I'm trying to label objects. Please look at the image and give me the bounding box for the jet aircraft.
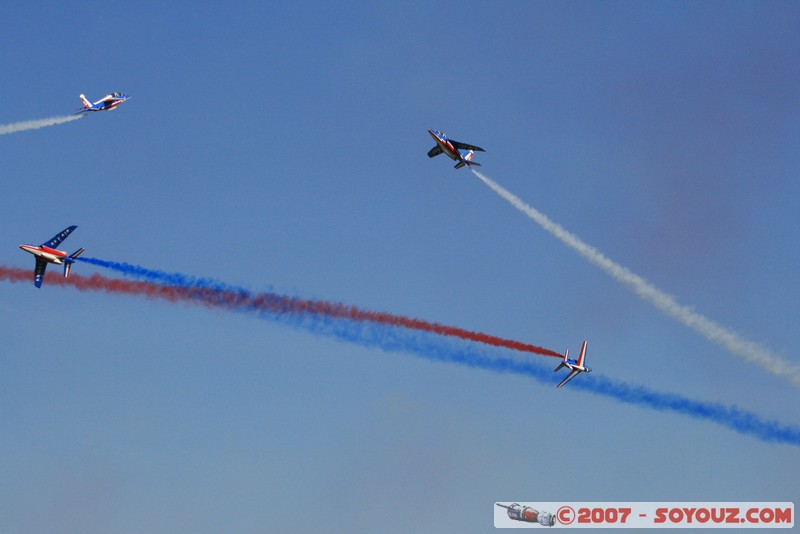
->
[18,225,84,288]
[78,92,130,112]
[426,129,485,169]
[554,340,591,388]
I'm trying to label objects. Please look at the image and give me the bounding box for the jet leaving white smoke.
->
[472,169,800,389]
[0,114,84,135]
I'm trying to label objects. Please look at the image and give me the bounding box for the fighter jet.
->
[426,129,485,169]
[18,225,84,288]
[78,92,130,112]
[554,340,591,388]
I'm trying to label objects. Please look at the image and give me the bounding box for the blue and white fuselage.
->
[78,92,130,112]
[427,129,485,169]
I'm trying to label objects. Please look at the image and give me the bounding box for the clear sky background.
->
[1,2,798,532]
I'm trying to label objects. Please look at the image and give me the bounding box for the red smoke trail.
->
[8,266,800,446]
[0,266,562,358]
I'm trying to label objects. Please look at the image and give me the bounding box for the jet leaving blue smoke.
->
[77,257,800,447]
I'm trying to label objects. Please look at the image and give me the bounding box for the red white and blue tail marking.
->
[576,340,587,368]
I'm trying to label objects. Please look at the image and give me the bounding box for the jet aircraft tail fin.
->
[454,161,482,169]
[454,150,481,169]
[80,94,93,109]
[63,247,85,278]
[68,247,85,260]
[554,349,569,372]
[576,340,588,368]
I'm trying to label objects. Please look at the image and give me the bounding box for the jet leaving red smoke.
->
[0,266,562,358]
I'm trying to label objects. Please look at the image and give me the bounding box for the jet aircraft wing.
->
[427,146,444,158]
[576,340,587,367]
[42,225,77,248]
[451,140,485,152]
[556,368,581,388]
[34,258,47,288]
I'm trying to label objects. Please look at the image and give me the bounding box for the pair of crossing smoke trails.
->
[0,114,84,135]
[2,261,798,446]
[471,169,800,389]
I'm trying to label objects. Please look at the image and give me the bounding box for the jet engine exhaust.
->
[0,114,84,135]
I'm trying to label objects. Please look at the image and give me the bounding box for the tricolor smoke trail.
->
[75,257,562,358]
[0,114,84,135]
[2,263,798,446]
[472,169,800,389]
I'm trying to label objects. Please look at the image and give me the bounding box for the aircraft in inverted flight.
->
[554,340,591,388]
[78,92,130,112]
[426,129,485,169]
[18,226,85,288]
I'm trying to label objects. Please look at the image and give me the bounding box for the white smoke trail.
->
[0,114,84,135]
[472,168,800,388]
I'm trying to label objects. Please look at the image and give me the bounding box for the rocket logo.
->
[496,503,556,527]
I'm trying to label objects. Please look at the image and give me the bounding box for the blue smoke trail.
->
[79,257,238,291]
[77,257,800,447]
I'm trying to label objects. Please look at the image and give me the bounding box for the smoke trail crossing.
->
[0,114,84,135]
[77,257,563,358]
[472,169,800,389]
[2,263,798,447]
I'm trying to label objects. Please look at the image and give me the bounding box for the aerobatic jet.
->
[78,92,130,112]
[554,340,591,388]
[18,226,85,288]
[426,129,485,169]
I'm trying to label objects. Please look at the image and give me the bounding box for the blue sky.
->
[2,2,798,532]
